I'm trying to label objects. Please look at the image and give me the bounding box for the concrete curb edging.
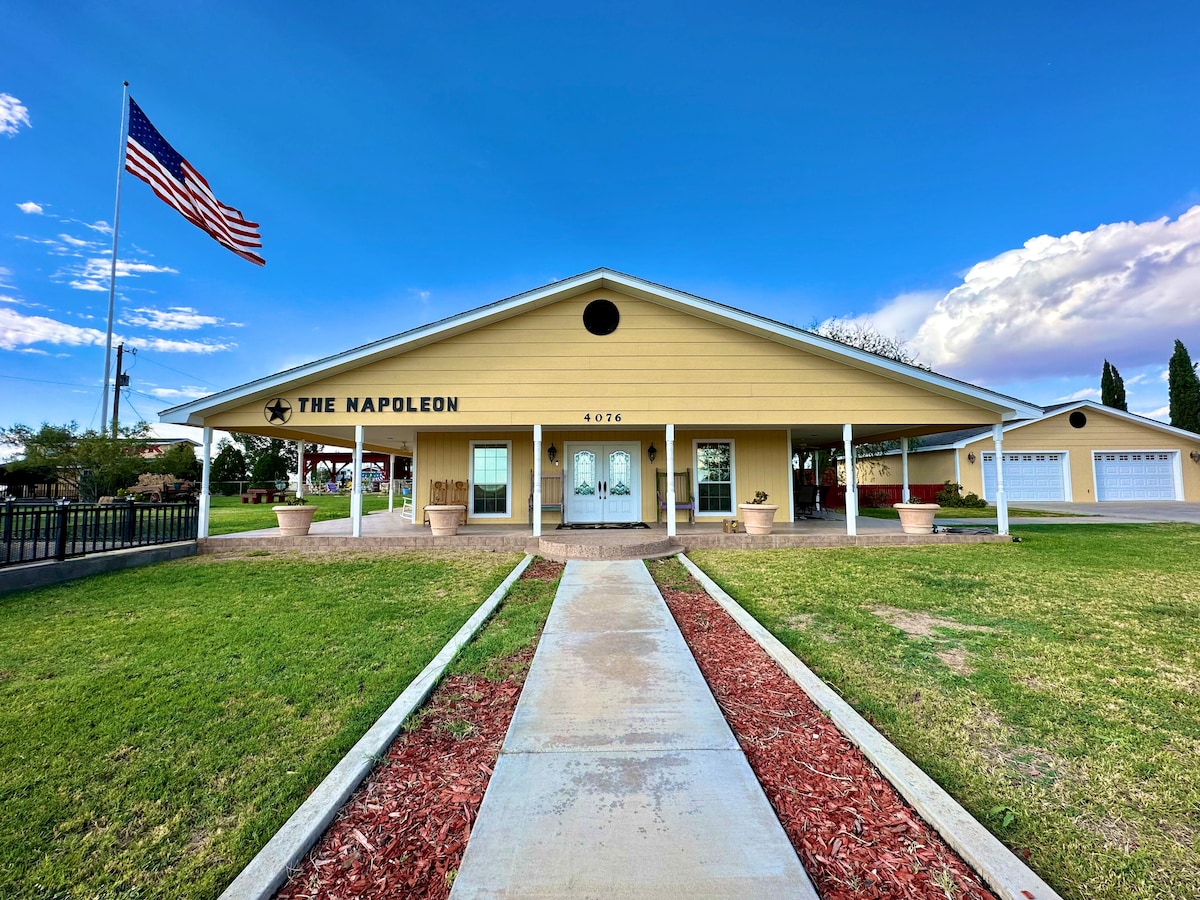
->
[675,553,1063,900]
[219,553,535,900]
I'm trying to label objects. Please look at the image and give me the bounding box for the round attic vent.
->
[583,299,620,336]
[1069,411,1087,429]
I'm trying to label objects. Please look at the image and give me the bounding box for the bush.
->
[935,481,988,508]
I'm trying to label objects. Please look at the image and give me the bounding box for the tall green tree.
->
[1100,360,1128,411]
[0,421,151,501]
[1168,340,1200,434]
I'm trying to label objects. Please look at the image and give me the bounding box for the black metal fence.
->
[1,499,199,569]
[0,481,80,501]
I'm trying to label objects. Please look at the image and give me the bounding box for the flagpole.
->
[101,80,130,437]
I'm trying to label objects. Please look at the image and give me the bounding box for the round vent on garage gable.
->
[1069,411,1087,429]
[582,299,620,336]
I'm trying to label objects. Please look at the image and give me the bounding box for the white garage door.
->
[981,452,1067,501]
[1093,451,1179,501]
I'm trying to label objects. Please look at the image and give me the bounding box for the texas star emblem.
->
[264,398,292,424]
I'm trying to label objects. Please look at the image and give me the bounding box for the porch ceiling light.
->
[648,443,657,463]
[548,443,558,465]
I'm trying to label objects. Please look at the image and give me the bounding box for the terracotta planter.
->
[273,504,317,536]
[738,503,779,535]
[425,504,466,536]
[893,502,940,534]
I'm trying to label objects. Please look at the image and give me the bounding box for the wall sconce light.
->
[648,443,657,463]
[967,452,976,464]
[547,443,558,466]
[1191,450,1200,463]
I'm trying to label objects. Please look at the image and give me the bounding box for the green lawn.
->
[689,524,1200,900]
[0,550,523,898]
[854,505,1071,519]
[206,492,393,534]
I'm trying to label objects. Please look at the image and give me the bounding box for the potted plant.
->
[892,501,940,534]
[273,495,317,536]
[738,490,778,535]
[425,504,466,536]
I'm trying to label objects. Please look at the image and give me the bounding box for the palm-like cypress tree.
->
[1168,340,1200,434]
[1101,360,1128,411]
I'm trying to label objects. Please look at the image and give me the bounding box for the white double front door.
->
[563,442,641,524]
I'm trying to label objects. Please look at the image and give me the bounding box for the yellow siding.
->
[962,410,1200,502]
[412,428,790,524]
[856,450,956,486]
[207,289,1001,431]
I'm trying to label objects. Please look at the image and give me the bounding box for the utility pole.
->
[111,343,129,439]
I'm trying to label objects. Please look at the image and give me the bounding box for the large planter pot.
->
[893,502,940,534]
[738,503,779,535]
[425,504,466,536]
[273,504,317,537]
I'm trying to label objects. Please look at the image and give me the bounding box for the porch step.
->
[537,530,682,561]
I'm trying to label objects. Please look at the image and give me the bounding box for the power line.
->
[0,373,92,388]
[133,352,222,387]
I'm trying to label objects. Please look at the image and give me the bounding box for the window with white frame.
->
[695,440,734,514]
[470,442,511,516]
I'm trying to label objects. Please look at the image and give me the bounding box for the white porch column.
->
[665,424,676,538]
[296,440,306,499]
[900,436,910,504]
[387,453,395,513]
[532,425,543,538]
[993,424,1009,536]
[843,424,857,537]
[198,426,212,538]
[351,424,364,538]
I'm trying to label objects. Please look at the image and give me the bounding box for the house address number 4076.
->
[583,413,621,422]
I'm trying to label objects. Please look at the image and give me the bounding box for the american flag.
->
[124,97,264,266]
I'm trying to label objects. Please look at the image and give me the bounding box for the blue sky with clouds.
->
[3,2,1200,443]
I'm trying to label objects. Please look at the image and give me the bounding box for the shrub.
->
[935,481,988,508]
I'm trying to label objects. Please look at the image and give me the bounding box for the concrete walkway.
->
[450,560,817,899]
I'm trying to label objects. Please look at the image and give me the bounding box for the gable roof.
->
[907,399,1200,452]
[160,268,1043,426]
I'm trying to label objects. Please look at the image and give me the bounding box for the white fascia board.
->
[160,267,1042,425]
[958,400,1200,447]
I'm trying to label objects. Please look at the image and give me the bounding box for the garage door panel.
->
[982,452,1066,502]
[1093,452,1178,501]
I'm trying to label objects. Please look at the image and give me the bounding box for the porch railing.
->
[1,499,199,569]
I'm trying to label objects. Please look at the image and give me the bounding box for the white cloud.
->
[0,93,31,136]
[1054,386,1101,403]
[0,307,233,354]
[62,256,179,291]
[0,293,19,304]
[58,233,99,249]
[120,306,231,331]
[17,201,43,215]
[146,385,212,400]
[18,347,49,355]
[1137,405,1170,420]
[856,207,1200,382]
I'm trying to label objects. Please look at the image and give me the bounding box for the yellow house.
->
[858,400,1200,503]
[160,269,1043,537]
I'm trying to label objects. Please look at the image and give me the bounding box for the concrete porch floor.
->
[199,509,1011,559]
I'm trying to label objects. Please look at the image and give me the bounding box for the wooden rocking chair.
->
[656,468,695,524]
[423,479,449,526]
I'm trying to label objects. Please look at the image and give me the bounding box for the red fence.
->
[818,483,943,510]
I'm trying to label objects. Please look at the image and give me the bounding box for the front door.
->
[564,442,640,523]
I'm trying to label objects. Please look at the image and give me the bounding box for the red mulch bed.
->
[275,560,564,900]
[657,572,1001,900]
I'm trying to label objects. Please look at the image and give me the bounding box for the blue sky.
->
[3,2,1200,444]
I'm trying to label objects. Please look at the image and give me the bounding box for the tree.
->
[150,442,202,482]
[1168,340,1200,434]
[1101,360,1128,411]
[209,440,248,494]
[812,319,926,480]
[0,421,151,501]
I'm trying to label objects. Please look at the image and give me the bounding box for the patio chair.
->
[656,468,695,524]
[529,470,564,515]
[424,479,449,526]
[794,484,819,518]
[447,479,469,524]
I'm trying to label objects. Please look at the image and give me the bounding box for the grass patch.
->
[688,524,1200,900]
[0,550,523,898]
[206,492,392,535]
[855,505,1072,519]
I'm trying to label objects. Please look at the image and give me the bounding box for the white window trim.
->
[980,450,1072,502]
[692,438,736,517]
[469,440,513,518]
[1090,449,1183,502]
